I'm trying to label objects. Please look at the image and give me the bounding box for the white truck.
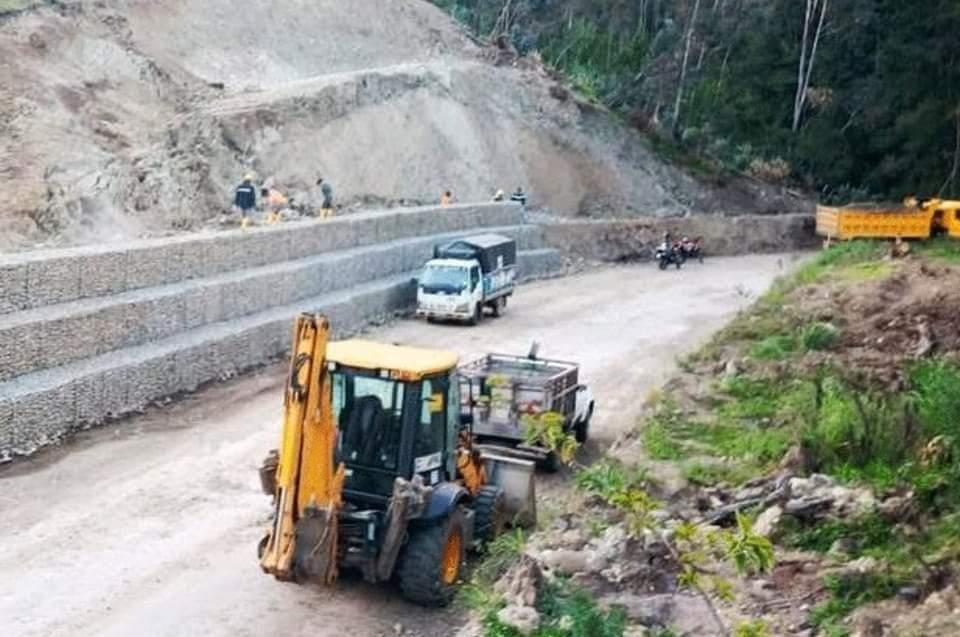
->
[416,234,516,325]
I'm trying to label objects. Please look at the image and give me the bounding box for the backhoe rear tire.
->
[396,510,466,607]
[473,485,506,543]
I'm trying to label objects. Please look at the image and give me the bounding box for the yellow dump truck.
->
[816,197,960,241]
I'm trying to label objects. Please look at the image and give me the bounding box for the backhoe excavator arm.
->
[259,314,345,584]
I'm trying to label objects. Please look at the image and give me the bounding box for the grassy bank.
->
[641,240,960,634]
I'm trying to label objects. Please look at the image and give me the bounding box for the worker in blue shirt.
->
[234,174,257,225]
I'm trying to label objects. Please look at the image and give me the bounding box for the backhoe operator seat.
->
[342,395,385,465]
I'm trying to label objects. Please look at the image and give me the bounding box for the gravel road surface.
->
[0,256,796,637]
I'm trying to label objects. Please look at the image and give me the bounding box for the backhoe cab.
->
[259,314,534,606]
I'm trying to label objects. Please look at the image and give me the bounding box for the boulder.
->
[539,549,607,574]
[753,505,783,538]
[590,524,629,561]
[878,495,915,522]
[829,538,858,558]
[601,593,722,635]
[830,557,888,580]
[494,559,542,608]
[496,606,541,636]
[784,495,834,519]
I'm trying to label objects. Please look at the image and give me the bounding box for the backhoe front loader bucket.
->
[480,451,537,528]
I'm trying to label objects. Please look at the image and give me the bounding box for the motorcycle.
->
[655,242,683,270]
[677,237,704,264]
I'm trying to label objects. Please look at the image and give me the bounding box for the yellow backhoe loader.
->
[258,314,536,606]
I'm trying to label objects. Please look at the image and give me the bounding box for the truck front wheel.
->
[575,403,594,443]
[468,303,482,326]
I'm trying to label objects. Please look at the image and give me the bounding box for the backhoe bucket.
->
[481,451,537,528]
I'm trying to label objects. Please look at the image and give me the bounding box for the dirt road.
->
[0,256,795,637]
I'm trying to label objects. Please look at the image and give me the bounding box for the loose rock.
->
[496,606,541,636]
[753,505,783,538]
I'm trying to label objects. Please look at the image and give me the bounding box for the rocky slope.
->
[1,0,804,251]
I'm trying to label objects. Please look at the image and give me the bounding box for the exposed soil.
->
[1,0,809,252]
[795,259,960,387]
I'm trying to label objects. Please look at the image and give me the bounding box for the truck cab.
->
[417,234,516,325]
[417,257,486,323]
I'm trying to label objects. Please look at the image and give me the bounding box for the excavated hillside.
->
[0,0,804,251]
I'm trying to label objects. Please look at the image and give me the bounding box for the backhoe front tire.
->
[396,511,466,607]
[473,485,507,543]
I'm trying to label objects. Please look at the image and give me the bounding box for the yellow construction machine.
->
[816,197,960,241]
[258,314,536,606]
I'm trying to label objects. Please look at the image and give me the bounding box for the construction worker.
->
[510,187,527,207]
[264,185,287,224]
[234,173,257,227]
[316,177,334,219]
[440,190,453,207]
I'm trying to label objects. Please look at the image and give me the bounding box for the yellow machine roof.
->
[326,340,459,380]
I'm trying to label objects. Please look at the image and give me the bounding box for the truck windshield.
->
[420,265,468,294]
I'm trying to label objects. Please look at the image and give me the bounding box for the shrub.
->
[811,573,904,634]
[800,322,840,351]
[749,334,797,360]
[575,459,648,499]
[483,580,627,637]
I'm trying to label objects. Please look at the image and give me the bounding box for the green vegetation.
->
[684,462,757,487]
[574,459,649,499]
[481,580,627,637]
[734,620,773,637]
[0,0,39,12]
[523,411,579,465]
[431,1,960,200]
[626,241,960,629]
[781,513,895,556]
[811,573,905,637]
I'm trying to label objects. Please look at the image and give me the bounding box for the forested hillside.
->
[434,0,960,202]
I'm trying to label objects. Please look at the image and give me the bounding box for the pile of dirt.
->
[0,0,808,251]
[797,260,960,386]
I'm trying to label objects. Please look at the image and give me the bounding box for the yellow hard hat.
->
[243,172,254,181]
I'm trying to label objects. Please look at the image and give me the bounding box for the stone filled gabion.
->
[0,203,565,460]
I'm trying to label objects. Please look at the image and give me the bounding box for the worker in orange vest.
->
[440,190,453,207]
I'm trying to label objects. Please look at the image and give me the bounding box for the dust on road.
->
[0,256,796,637]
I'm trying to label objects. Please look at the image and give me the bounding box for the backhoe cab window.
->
[415,379,447,479]
[333,373,404,474]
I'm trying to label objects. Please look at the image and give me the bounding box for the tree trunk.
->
[940,108,960,197]
[673,0,703,133]
[793,0,829,131]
